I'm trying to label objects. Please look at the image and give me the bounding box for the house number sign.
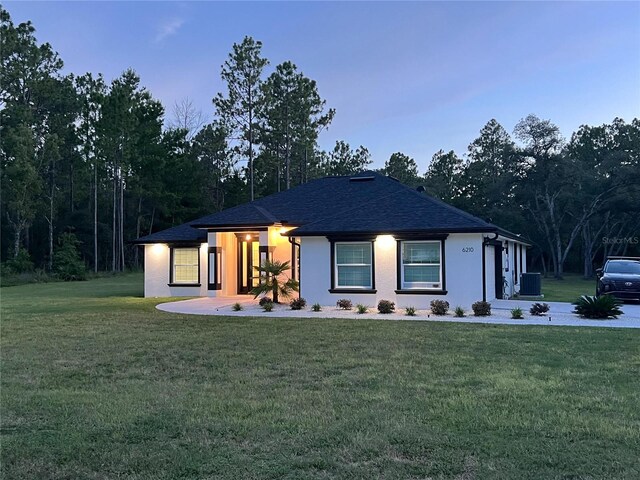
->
[461,247,474,253]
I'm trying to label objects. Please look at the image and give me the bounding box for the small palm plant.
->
[250,259,299,304]
[573,295,623,319]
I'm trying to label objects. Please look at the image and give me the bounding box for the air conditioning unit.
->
[520,273,542,296]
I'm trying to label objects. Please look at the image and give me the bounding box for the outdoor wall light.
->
[152,243,165,254]
[377,235,395,249]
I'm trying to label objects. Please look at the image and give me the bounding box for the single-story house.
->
[133,171,529,308]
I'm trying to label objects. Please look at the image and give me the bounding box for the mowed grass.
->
[541,274,597,302]
[2,275,639,479]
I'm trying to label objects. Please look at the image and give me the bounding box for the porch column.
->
[207,232,221,297]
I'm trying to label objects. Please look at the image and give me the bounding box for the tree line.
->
[1,6,638,280]
[385,116,640,278]
[0,8,365,275]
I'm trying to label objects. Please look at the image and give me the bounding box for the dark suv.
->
[596,257,640,301]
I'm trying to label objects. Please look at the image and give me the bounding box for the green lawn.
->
[541,273,597,302]
[2,274,639,479]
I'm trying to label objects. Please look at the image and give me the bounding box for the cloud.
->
[155,17,185,43]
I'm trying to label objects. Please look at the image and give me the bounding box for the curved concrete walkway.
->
[157,297,640,329]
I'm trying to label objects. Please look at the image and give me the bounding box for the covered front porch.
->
[142,225,298,298]
[206,226,298,298]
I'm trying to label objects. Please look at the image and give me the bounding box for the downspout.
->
[482,233,499,302]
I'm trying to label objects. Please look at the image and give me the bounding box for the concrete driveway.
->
[157,297,640,328]
[494,299,640,315]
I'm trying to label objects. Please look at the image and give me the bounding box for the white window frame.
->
[334,242,373,289]
[171,247,200,285]
[400,240,442,290]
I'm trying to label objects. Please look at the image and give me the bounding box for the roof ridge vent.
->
[349,176,375,182]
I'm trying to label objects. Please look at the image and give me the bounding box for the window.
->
[171,247,199,284]
[400,241,441,289]
[335,242,372,289]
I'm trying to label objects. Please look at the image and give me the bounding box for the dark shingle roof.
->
[133,171,501,243]
[286,176,496,236]
[131,220,207,244]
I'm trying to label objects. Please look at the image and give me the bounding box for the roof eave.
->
[285,226,498,237]
[190,222,278,229]
[128,239,205,245]
[496,228,532,246]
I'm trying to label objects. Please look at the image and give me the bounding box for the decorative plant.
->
[430,299,450,316]
[259,296,273,307]
[471,301,491,316]
[454,306,465,318]
[405,306,417,316]
[231,302,243,311]
[356,304,368,314]
[336,299,352,310]
[530,302,550,316]
[573,295,623,319]
[511,307,524,319]
[290,297,307,310]
[311,303,322,312]
[250,259,299,304]
[262,301,274,312]
[377,299,395,314]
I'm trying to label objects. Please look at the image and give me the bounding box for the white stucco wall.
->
[143,231,529,303]
[300,234,487,310]
[144,243,207,298]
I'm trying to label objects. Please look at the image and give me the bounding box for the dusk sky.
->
[6,1,640,170]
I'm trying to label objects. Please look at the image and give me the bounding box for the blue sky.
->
[6,1,640,170]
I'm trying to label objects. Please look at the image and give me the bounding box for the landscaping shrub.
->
[377,299,395,314]
[231,302,243,311]
[430,299,449,315]
[356,304,368,314]
[336,299,352,310]
[259,296,273,307]
[262,301,274,312]
[530,302,550,316]
[573,295,623,319]
[311,303,322,312]
[290,297,307,310]
[511,307,524,319]
[53,233,86,281]
[472,301,491,316]
[405,306,417,316]
[454,306,465,317]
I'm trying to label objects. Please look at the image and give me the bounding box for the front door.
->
[237,235,261,294]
